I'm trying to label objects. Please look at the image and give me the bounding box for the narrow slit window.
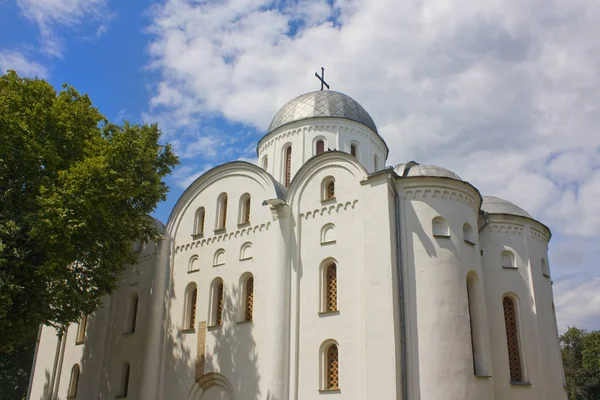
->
[262,156,268,170]
[350,144,357,157]
[67,364,80,398]
[316,140,325,155]
[326,344,339,389]
[119,362,130,397]
[216,194,228,230]
[285,146,292,187]
[503,296,523,382]
[239,194,251,225]
[126,294,138,334]
[194,207,205,236]
[245,276,254,321]
[210,280,225,327]
[184,286,197,330]
[75,314,87,345]
[325,264,337,312]
[467,273,485,375]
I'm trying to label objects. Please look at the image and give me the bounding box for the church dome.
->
[400,164,463,181]
[267,90,378,133]
[481,196,532,218]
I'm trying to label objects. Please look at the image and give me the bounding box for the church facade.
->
[28,90,567,400]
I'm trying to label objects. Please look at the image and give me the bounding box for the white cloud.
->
[0,50,48,78]
[16,0,109,58]
[147,0,600,330]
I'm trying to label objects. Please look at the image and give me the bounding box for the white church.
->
[28,89,567,400]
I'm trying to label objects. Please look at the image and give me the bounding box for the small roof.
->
[481,196,532,218]
[267,90,378,133]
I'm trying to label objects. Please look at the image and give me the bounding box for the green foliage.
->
[561,327,600,399]
[0,71,178,353]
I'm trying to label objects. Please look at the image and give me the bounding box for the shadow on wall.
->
[163,272,265,400]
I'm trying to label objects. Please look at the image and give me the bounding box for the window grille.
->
[285,147,292,187]
[244,196,251,224]
[245,277,254,321]
[326,181,335,200]
[327,344,339,389]
[216,282,224,326]
[190,288,197,329]
[503,297,523,382]
[326,264,337,312]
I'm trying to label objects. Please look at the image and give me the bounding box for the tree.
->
[0,71,179,353]
[561,327,600,399]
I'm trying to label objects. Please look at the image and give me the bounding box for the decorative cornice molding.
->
[403,186,479,211]
[531,227,550,244]
[486,222,524,236]
[300,199,358,220]
[175,222,271,253]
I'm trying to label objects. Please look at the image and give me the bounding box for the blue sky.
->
[1,0,600,332]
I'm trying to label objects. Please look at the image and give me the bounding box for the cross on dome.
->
[315,67,330,90]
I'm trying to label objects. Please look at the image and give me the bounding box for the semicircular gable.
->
[286,151,368,207]
[167,161,285,236]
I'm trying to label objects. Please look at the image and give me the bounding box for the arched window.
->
[240,242,253,260]
[350,144,357,157]
[210,279,224,327]
[323,343,339,390]
[432,216,450,237]
[284,146,292,187]
[243,275,254,322]
[316,139,325,155]
[541,258,550,278]
[67,364,79,398]
[463,223,475,244]
[467,272,486,375]
[373,154,379,171]
[188,255,199,273]
[321,177,335,201]
[503,296,523,382]
[320,224,336,245]
[262,155,268,170]
[216,193,228,230]
[323,263,337,312]
[184,284,197,330]
[501,251,516,269]
[194,207,205,236]
[213,249,225,267]
[239,194,251,225]
[119,362,130,397]
[75,314,87,345]
[126,293,138,334]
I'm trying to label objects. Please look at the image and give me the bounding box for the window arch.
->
[466,272,487,375]
[209,278,224,327]
[262,155,268,170]
[239,242,253,260]
[321,176,335,201]
[67,364,80,398]
[126,293,138,334]
[75,314,87,345]
[216,193,228,230]
[432,216,450,237]
[501,251,516,269]
[503,295,524,382]
[240,274,254,322]
[184,283,197,330]
[321,341,340,390]
[350,143,357,158]
[463,223,475,244]
[118,362,130,397]
[239,193,251,225]
[320,223,336,245]
[541,258,550,278]
[194,207,205,236]
[284,145,292,187]
[189,255,199,273]
[213,249,225,267]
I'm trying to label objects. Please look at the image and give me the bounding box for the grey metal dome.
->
[268,90,378,133]
[481,196,532,218]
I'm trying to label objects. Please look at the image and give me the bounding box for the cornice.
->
[485,222,524,236]
[300,199,359,220]
[175,222,271,253]
[403,185,480,212]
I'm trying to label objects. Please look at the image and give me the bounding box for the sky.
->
[1,0,599,333]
